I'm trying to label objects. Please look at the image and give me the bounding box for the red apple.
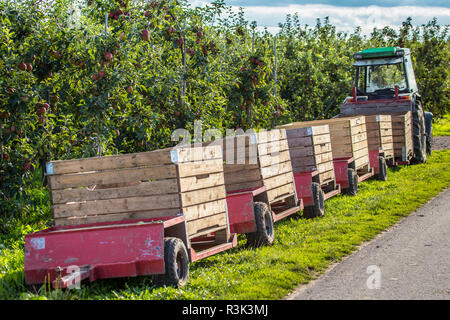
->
[98,70,106,79]
[18,62,27,71]
[104,51,113,61]
[142,29,150,41]
[24,161,31,171]
[126,86,134,93]
[2,154,8,160]
[36,107,46,116]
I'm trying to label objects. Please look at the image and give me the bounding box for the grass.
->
[1,150,449,300]
[433,113,450,136]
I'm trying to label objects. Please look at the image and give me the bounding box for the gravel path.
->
[433,136,450,151]
[286,187,450,300]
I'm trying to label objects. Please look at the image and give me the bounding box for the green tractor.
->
[340,47,433,163]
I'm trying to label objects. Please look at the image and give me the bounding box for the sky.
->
[187,0,450,35]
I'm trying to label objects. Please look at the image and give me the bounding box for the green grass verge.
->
[433,114,450,136]
[1,150,449,300]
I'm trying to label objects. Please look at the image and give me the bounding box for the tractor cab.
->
[340,46,433,165]
[345,47,418,103]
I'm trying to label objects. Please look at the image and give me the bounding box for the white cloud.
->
[188,2,450,35]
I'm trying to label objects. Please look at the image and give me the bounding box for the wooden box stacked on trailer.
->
[275,123,336,190]
[46,145,229,239]
[219,129,298,206]
[391,111,413,162]
[277,117,370,173]
[365,114,394,160]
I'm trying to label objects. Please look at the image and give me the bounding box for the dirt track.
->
[286,137,450,300]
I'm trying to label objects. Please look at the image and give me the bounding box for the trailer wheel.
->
[154,237,189,287]
[377,156,388,181]
[346,168,358,196]
[246,202,274,247]
[303,183,325,218]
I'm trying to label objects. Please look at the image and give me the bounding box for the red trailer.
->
[25,216,237,289]
[333,156,376,195]
[219,130,303,247]
[24,145,238,288]
[293,170,340,211]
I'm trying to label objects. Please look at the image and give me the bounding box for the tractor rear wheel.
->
[303,183,325,218]
[425,111,433,155]
[246,202,274,247]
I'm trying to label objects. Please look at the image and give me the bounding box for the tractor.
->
[340,47,433,163]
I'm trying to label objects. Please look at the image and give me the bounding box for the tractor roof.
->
[354,47,410,60]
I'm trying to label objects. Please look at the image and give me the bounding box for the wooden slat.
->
[224,168,262,185]
[183,199,227,221]
[256,129,286,143]
[312,134,331,145]
[315,152,333,164]
[174,145,223,163]
[53,194,181,218]
[260,160,292,179]
[180,185,226,207]
[318,170,335,184]
[48,165,177,190]
[264,172,295,191]
[266,183,295,202]
[187,213,228,237]
[53,208,181,227]
[177,159,223,178]
[259,150,291,168]
[225,180,264,193]
[51,179,179,204]
[179,172,225,193]
[257,139,289,155]
[48,149,173,175]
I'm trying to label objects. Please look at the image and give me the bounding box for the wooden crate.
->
[216,129,297,204]
[391,111,413,161]
[46,145,229,239]
[275,124,335,186]
[365,115,394,160]
[278,116,370,173]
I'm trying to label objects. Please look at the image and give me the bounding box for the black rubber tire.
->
[377,156,388,181]
[412,102,427,164]
[246,202,274,247]
[346,168,358,196]
[424,111,433,155]
[427,125,433,155]
[154,237,189,287]
[303,182,325,218]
